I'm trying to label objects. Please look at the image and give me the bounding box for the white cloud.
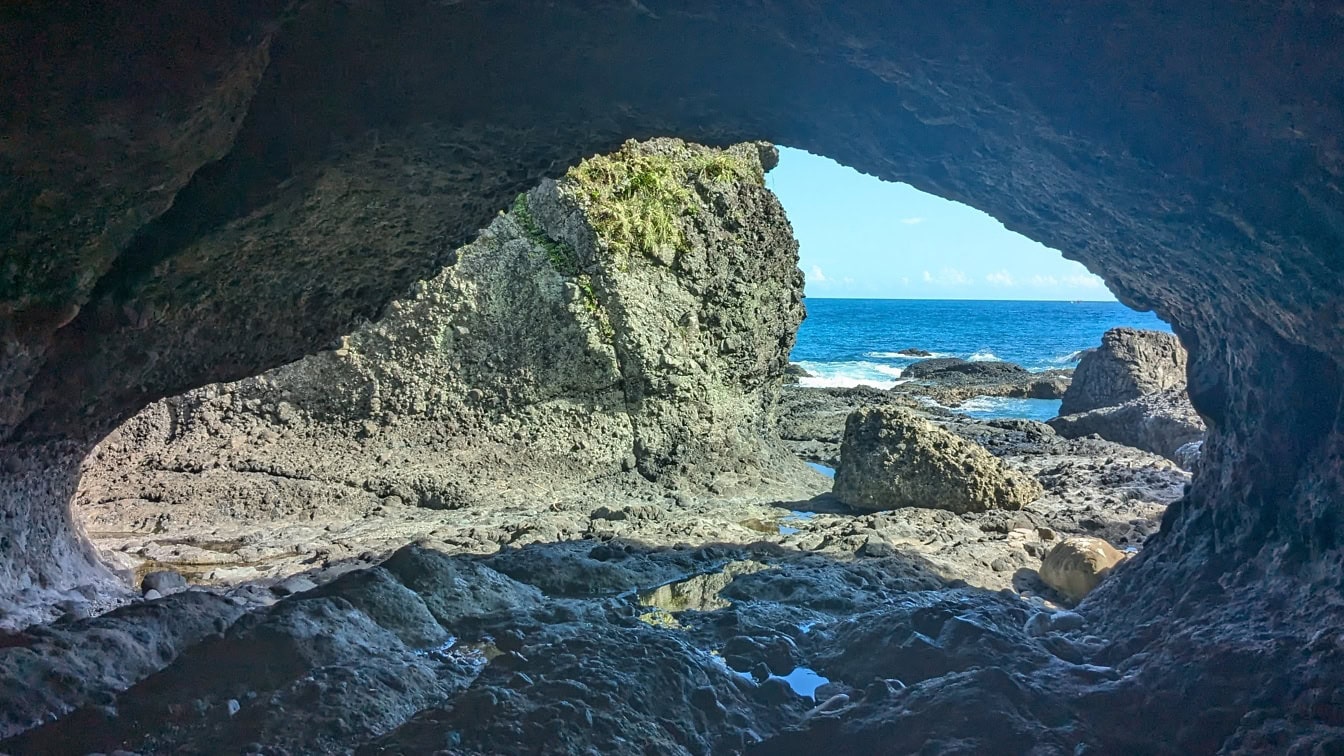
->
[985,270,1015,287]
[899,217,925,225]
[808,265,827,283]
[1063,273,1105,289]
[923,267,970,286]
[1029,274,1060,288]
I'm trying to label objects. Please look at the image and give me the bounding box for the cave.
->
[3,1,1343,753]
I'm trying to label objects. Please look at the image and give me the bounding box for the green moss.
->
[562,143,762,267]
[513,192,580,276]
[577,274,614,342]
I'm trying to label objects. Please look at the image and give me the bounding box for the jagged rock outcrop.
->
[1049,388,1207,465]
[1058,328,1188,415]
[833,406,1043,514]
[1051,329,1204,466]
[74,139,811,551]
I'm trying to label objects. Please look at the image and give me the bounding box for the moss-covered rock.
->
[833,406,1044,513]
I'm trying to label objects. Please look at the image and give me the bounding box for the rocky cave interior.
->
[3,1,1344,754]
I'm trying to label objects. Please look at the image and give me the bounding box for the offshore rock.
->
[833,406,1043,514]
[1058,328,1188,415]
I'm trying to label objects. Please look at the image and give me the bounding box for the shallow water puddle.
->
[805,462,836,479]
[637,560,769,613]
[778,510,816,535]
[778,667,830,700]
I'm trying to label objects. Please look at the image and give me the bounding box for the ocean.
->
[790,298,1171,421]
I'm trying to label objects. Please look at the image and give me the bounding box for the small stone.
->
[1024,612,1052,638]
[141,570,187,595]
[270,575,317,597]
[856,539,896,558]
[227,699,241,717]
[1050,610,1087,632]
[990,557,1014,572]
[143,589,164,601]
[1037,527,1057,541]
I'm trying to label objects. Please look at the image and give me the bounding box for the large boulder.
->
[1058,328,1187,415]
[833,406,1043,514]
[76,139,811,537]
[1049,388,1206,467]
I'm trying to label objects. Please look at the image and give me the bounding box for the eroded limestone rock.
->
[833,406,1043,513]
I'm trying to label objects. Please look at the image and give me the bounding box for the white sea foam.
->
[864,350,954,360]
[967,350,1000,362]
[1048,349,1088,364]
[796,361,906,389]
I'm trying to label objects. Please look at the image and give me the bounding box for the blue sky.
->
[766,147,1115,301]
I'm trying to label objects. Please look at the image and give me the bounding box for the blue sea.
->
[791,299,1171,421]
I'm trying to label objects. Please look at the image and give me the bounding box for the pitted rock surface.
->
[834,406,1044,514]
[1059,328,1188,415]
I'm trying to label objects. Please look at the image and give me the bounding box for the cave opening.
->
[3,2,1344,752]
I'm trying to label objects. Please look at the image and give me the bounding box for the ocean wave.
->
[864,350,955,360]
[1047,349,1088,364]
[967,350,1000,362]
[796,360,906,389]
[949,396,1062,422]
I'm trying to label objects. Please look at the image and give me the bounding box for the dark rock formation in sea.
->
[74,138,813,565]
[1058,328,1188,416]
[904,358,1028,380]
[3,3,1344,753]
[833,406,1043,513]
[899,357,1072,405]
[1049,388,1207,464]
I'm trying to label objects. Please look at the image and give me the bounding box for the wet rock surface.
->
[900,358,1072,405]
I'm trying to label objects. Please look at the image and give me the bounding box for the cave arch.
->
[2,3,1343,741]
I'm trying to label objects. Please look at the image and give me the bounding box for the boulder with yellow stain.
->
[1039,536,1128,603]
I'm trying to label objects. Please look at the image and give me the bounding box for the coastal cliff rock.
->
[1049,388,1207,466]
[74,139,812,558]
[833,406,1043,513]
[1058,328,1188,415]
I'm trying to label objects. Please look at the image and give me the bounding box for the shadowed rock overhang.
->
[1,1,1343,749]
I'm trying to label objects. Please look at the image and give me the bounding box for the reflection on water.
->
[637,561,769,613]
[805,462,836,479]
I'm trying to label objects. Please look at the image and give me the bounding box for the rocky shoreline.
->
[3,140,1207,753]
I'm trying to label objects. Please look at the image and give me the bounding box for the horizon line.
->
[802,295,1124,304]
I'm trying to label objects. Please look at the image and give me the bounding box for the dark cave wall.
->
[2,0,1344,620]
